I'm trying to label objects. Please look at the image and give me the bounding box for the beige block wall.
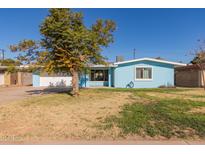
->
[21,72,32,86]
[4,72,18,85]
[4,72,11,85]
[17,72,32,86]
[2,72,32,86]
[175,69,200,87]
[17,72,22,85]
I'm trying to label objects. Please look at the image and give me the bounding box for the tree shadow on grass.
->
[26,86,73,96]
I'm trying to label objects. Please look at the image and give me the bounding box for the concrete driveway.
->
[0,86,43,104]
[0,86,71,105]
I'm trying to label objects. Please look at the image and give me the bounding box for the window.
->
[91,70,108,81]
[136,67,152,80]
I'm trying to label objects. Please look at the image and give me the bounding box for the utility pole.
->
[0,49,5,60]
[133,48,136,59]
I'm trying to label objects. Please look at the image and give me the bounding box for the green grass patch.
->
[95,87,189,94]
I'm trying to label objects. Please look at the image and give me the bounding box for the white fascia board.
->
[88,64,117,68]
[114,57,187,66]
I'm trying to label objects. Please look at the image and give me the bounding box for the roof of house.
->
[114,57,186,66]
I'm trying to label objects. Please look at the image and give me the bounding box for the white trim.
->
[135,66,153,81]
[89,80,108,83]
[114,57,187,66]
[88,64,117,68]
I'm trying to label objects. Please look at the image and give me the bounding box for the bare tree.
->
[191,40,205,90]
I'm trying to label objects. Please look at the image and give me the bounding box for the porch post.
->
[108,68,111,87]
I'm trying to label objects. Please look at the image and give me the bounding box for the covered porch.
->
[80,65,114,88]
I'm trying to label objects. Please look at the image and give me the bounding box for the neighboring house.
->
[0,66,32,86]
[33,57,186,88]
[175,64,205,87]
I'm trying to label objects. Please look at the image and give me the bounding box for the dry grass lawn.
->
[0,87,205,144]
[0,89,133,143]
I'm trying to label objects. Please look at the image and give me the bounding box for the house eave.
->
[88,64,117,68]
[114,57,187,67]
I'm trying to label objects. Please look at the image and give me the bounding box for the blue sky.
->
[0,9,205,63]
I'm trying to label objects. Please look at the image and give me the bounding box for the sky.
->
[1,8,205,63]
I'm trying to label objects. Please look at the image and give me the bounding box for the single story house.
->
[175,64,205,87]
[0,66,32,86]
[33,57,186,88]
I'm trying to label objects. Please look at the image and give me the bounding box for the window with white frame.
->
[136,67,152,80]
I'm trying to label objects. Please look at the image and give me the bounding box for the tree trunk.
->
[71,69,79,96]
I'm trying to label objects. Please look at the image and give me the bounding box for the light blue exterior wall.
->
[114,60,174,88]
[32,72,40,87]
[32,60,175,88]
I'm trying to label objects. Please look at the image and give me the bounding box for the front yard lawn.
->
[0,88,132,143]
[0,87,205,143]
[93,88,205,139]
[103,90,205,139]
